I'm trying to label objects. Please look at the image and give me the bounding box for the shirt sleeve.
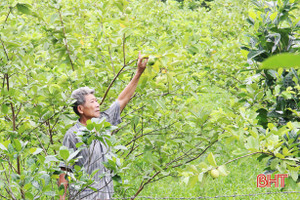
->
[101,101,122,126]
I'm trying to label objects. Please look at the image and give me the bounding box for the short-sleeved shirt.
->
[60,101,122,200]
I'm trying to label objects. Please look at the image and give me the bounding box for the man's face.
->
[79,94,100,119]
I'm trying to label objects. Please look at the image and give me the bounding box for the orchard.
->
[0,0,299,199]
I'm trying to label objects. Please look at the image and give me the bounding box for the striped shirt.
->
[60,101,122,200]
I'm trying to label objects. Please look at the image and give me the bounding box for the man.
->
[58,52,148,200]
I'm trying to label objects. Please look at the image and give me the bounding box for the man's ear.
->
[78,105,84,114]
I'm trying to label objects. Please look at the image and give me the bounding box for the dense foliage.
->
[0,0,299,199]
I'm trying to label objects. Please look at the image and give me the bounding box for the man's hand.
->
[137,51,149,74]
[58,173,68,200]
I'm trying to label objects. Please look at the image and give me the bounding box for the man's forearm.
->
[58,173,68,200]
[117,70,143,111]
[117,52,148,111]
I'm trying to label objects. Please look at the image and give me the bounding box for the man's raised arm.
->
[117,52,148,112]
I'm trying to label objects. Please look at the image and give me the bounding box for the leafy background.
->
[0,0,299,199]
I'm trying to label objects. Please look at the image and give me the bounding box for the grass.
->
[131,154,299,200]
[114,86,300,199]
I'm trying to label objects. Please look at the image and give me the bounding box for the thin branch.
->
[0,163,17,200]
[120,67,136,74]
[122,105,145,119]
[50,117,60,134]
[107,43,116,76]
[111,121,130,135]
[0,193,8,199]
[222,151,273,166]
[170,139,219,169]
[124,122,177,148]
[33,131,48,156]
[15,103,22,119]
[16,117,26,129]
[2,157,17,173]
[123,33,126,66]
[124,145,139,159]
[131,171,161,199]
[2,75,5,88]
[166,142,203,165]
[3,6,12,25]
[4,116,12,122]
[124,126,139,158]
[0,37,9,61]
[130,136,219,199]
[8,72,16,78]
[26,105,67,136]
[57,9,74,71]
[100,59,137,105]
[151,174,176,183]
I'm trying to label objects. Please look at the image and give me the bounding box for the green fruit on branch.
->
[147,55,156,66]
[120,14,126,21]
[125,7,132,14]
[210,169,219,178]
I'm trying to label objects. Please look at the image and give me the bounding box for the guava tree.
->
[0,0,299,199]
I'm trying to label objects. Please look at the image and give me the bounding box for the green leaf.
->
[187,165,199,174]
[217,165,229,176]
[67,150,80,162]
[289,170,298,182]
[114,145,127,150]
[90,169,100,178]
[44,155,59,163]
[59,149,70,160]
[44,191,56,197]
[87,186,98,192]
[245,136,259,151]
[75,142,84,148]
[270,12,277,21]
[112,174,122,183]
[0,143,7,151]
[14,139,22,151]
[207,152,217,167]
[16,3,32,15]
[248,11,256,20]
[1,104,8,114]
[260,53,300,69]
[25,192,34,200]
[197,162,209,171]
[188,174,198,187]
[32,148,43,155]
[198,172,204,182]
[86,123,94,131]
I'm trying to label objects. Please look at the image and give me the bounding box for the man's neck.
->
[79,116,89,126]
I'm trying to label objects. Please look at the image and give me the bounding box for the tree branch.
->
[123,33,126,66]
[131,171,161,199]
[26,106,67,136]
[15,103,22,119]
[222,151,273,166]
[107,44,116,76]
[100,59,137,105]
[121,105,145,119]
[0,193,8,199]
[3,6,12,25]
[0,37,9,61]
[58,9,74,71]
[130,137,219,199]
[169,139,219,169]
[0,163,17,200]
[124,121,177,148]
